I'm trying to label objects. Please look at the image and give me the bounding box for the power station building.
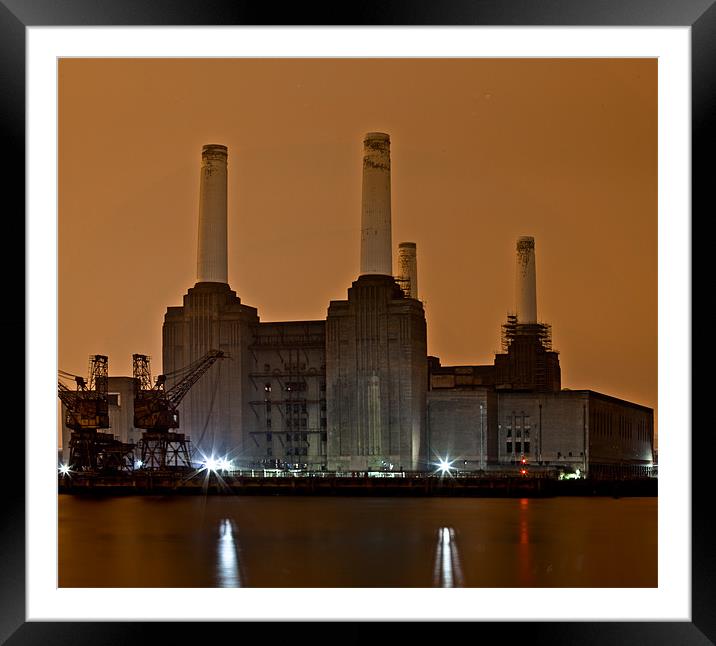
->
[68,134,654,478]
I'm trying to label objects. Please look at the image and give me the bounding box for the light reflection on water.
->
[433,527,464,588]
[58,496,657,588]
[217,518,241,587]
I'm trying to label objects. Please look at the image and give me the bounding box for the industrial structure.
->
[59,350,224,473]
[60,134,655,479]
[58,355,134,473]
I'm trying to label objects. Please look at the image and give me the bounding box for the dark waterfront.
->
[59,495,656,588]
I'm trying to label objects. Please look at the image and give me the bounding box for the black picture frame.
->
[5,1,708,643]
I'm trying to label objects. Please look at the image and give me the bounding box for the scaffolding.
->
[501,314,554,352]
[248,325,327,468]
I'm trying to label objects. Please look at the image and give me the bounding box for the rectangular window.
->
[107,394,120,406]
[524,442,530,454]
[266,432,272,442]
[320,418,327,428]
[515,442,521,453]
[301,419,307,428]
[266,419,272,429]
[506,442,512,454]
[321,432,327,443]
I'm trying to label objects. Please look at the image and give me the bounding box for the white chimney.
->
[360,132,392,276]
[515,236,537,323]
[196,144,228,284]
[398,242,418,298]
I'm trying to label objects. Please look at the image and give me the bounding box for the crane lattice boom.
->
[132,349,225,431]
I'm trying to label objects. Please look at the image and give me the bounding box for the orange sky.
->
[58,58,657,438]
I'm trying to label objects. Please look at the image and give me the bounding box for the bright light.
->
[134,460,143,469]
[202,456,220,472]
[436,458,455,475]
[201,455,234,473]
[520,469,527,476]
[58,463,70,476]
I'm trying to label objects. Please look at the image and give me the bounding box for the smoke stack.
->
[397,242,418,298]
[515,236,537,323]
[196,144,228,284]
[360,132,392,276]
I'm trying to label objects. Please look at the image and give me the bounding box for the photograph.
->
[56,57,657,589]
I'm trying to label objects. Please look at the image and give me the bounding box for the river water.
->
[58,495,656,587]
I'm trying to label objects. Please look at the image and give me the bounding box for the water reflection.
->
[433,527,464,587]
[58,497,657,588]
[518,498,533,586]
[217,517,242,587]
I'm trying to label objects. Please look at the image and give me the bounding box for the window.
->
[515,442,521,453]
[302,433,308,441]
[266,419,272,429]
[107,393,120,406]
[320,418,327,428]
[506,442,512,454]
[287,419,292,428]
[266,432,272,442]
[523,442,530,454]
[301,419,307,428]
[321,432,327,443]
[267,448,273,457]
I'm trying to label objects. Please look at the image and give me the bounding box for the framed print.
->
[5,0,711,643]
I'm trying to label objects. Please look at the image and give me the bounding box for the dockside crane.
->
[58,355,134,473]
[133,349,225,470]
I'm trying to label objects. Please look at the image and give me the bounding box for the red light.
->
[521,458,527,464]
[520,469,527,475]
